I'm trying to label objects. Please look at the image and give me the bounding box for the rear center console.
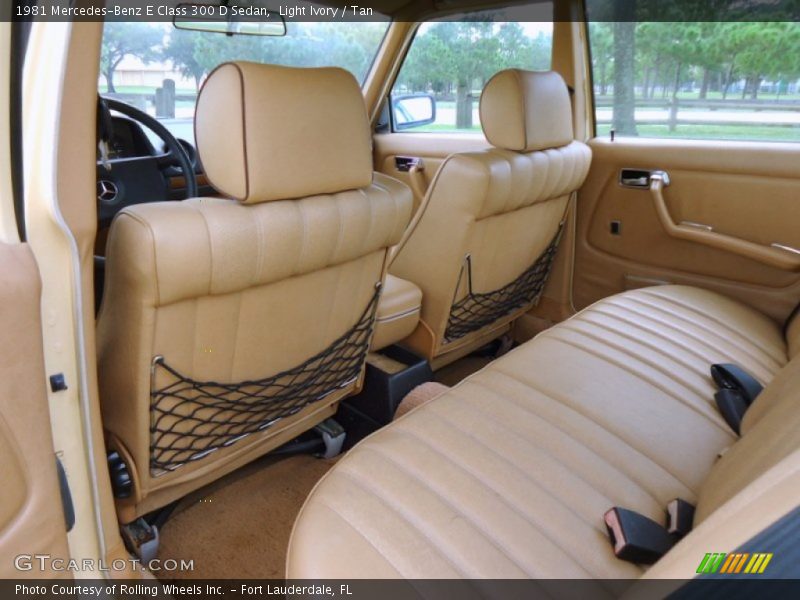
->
[337,275,432,446]
[371,274,423,352]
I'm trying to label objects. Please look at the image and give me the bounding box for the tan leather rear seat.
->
[288,285,797,579]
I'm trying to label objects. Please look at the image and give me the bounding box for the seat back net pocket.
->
[149,285,380,474]
[444,227,563,343]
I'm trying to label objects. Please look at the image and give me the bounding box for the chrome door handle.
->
[620,168,669,189]
[395,156,422,172]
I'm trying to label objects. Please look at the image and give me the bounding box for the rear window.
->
[588,21,800,142]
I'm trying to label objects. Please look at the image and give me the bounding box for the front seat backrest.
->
[96,62,412,523]
[390,69,591,367]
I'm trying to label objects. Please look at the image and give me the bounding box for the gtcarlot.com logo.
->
[14,554,194,573]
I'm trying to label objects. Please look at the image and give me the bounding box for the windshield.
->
[99,14,390,144]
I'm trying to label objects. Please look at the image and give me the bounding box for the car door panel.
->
[574,138,800,321]
[0,242,70,578]
[374,132,490,198]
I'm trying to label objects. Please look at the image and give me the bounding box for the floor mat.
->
[157,453,335,579]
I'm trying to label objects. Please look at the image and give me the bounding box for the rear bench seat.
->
[288,285,800,579]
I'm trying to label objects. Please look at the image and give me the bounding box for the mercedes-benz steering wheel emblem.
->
[97,180,119,204]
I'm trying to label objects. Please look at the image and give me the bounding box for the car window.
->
[588,21,800,142]
[98,10,389,144]
[390,4,554,133]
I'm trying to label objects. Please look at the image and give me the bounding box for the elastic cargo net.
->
[148,285,380,474]
[444,227,563,343]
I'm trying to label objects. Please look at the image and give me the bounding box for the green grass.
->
[406,122,800,140]
[674,91,800,102]
[414,123,482,133]
[596,123,800,142]
[595,91,800,102]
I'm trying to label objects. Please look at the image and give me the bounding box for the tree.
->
[428,21,502,128]
[589,23,613,96]
[612,21,637,135]
[770,23,800,99]
[162,29,207,89]
[396,32,455,93]
[100,23,162,93]
[188,21,389,85]
[731,22,800,100]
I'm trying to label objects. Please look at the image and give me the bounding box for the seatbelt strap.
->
[710,364,763,434]
[97,96,113,143]
[605,499,696,564]
[97,96,114,171]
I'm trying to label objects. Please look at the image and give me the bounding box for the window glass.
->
[99,8,389,143]
[391,5,553,133]
[588,22,800,142]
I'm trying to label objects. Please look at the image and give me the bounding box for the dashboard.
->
[95,112,210,231]
[98,116,157,161]
[97,115,201,172]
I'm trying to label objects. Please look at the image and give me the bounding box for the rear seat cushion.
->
[288,285,788,578]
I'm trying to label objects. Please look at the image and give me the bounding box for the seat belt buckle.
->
[666,498,695,538]
[710,364,763,434]
[714,388,748,435]
[604,507,675,565]
[120,517,159,563]
[710,364,763,404]
[314,418,346,459]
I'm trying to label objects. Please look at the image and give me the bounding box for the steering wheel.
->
[96,98,198,227]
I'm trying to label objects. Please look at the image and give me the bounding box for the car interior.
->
[1,0,799,587]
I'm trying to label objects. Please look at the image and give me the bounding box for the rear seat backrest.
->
[695,355,800,524]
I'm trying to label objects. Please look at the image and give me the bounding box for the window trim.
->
[7,20,30,242]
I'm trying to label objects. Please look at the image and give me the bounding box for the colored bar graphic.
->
[697,552,773,575]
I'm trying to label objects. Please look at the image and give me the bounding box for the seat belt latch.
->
[714,388,748,435]
[710,363,763,434]
[666,498,695,538]
[120,518,159,563]
[710,363,763,403]
[314,418,346,459]
[604,507,675,565]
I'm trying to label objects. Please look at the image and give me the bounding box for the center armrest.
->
[371,274,422,351]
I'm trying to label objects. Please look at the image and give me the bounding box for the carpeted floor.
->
[157,454,335,579]
[156,355,492,579]
[433,355,493,387]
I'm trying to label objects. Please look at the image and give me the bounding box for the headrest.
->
[195,62,373,204]
[479,69,573,152]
